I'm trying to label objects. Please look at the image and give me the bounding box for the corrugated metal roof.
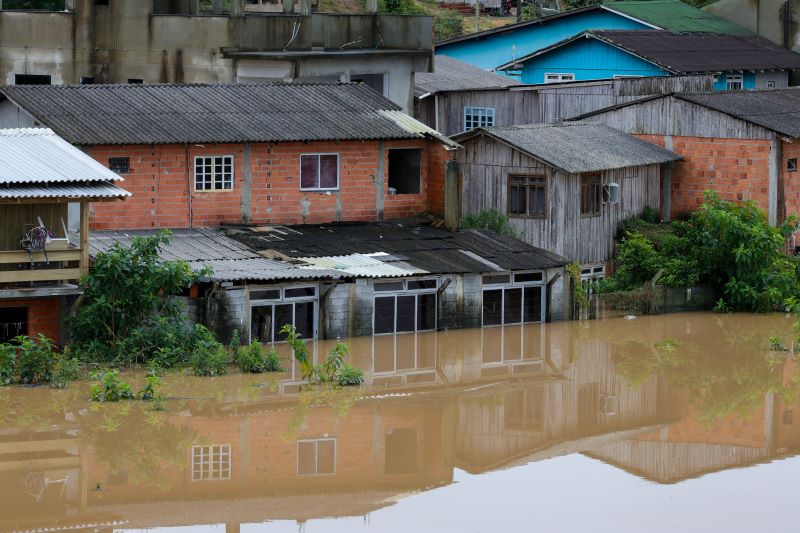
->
[0,182,130,200]
[89,228,341,282]
[414,56,521,97]
[298,254,427,278]
[453,123,681,173]
[1,83,458,148]
[605,0,751,35]
[0,128,126,184]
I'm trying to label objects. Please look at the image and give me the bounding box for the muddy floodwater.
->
[2,312,800,533]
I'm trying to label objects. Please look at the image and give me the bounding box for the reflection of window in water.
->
[578,383,600,428]
[374,278,438,334]
[481,323,545,366]
[191,445,231,481]
[250,285,317,342]
[504,387,545,431]
[385,429,419,475]
[373,332,437,374]
[297,438,336,476]
[482,272,545,326]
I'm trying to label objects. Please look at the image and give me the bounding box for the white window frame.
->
[580,264,605,296]
[371,331,438,378]
[767,80,776,89]
[480,322,546,371]
[191,444,231,481]
[297,438,337,476]
[300,153,340,191]
[481,271,546,326]
[249,284,318,342]
[726,74,744,90]
[194,155,234,192]
[372,278,439,335]
[544,73,575,84]
[463,106,495,131]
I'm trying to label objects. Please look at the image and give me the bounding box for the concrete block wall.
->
[547,269,566,322]
[88,139,449,230]
[352,279,376,337]
[458,274,484,329]
[322,282,351,339]
[208,287,249,343]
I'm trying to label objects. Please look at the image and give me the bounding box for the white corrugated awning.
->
[298,253,428,278]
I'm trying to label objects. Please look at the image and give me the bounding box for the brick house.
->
[572,88,800,245]
[0,128,128,345]
[0,83,459,230]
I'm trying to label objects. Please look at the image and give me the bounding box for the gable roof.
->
[452,123,681,173]
[415,55,521,98]
[435,0,746,48]
[570,87,800,138]
[497,30,800,74]
[604,0,750,35]
[0,83,459,148]
[0,128,129,200]
[225,221,568,276]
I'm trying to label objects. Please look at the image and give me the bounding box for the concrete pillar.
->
[768,134,781,226]
[282,0,294,13]
[299,0,312,14]
[365,0,378,13]
[65,0,75,11]
[662,135,673,222]
[374,141,385,221]
[230,0,244,16]
[444,159,460,231]
[241,143,252,223]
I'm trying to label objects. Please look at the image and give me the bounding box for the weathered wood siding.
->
[577,95,774,139]
[0,204,68,250]
[457,134,661,264]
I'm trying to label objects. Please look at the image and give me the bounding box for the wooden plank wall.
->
[0,204,68,250]
[458,134,661,264]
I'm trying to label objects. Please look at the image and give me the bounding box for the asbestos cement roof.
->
[676,88,800,138]
[453,123,681,173]
[0,128,129,200]
[89,228,342,283]
[414,55,521,97]
[225,221,567,277]
[0,83,459,148]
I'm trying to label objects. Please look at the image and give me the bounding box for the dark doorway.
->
[388,149,422,195]
[0,307,28,343]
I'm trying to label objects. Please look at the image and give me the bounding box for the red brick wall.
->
[781,141,800,228]
[89,140,449,229]
[0,298,61,345]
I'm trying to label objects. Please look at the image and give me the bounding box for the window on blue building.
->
[544,73,574,84]
[726,74,743,91]
[464,107,495,131]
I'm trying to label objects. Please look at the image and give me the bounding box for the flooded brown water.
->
[1,312,799,533]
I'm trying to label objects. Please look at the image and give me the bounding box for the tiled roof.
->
[225,221,568,275]
[453,123,681,173]
[0,128,129,200]
[0,83,458,148]
[415,55,521,97]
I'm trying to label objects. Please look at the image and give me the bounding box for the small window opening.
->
[80,76,95,85]
[767,80,776,89]
[0,307,28,344]
[581,174,602,216]
[388,149,421,195]
[95,0,109,5]
[108,157,130,174]
[14,74,51,85]
[127,78,144,84]
[788,158,797,172]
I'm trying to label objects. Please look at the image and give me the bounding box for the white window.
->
[250,285,318,342]
[482,271,545,326]
[544,73,575,83]
[297,438,336,476]
[463,107,495,131]
[726,74,743,90]
[300,153,339,191]
[581,265,605,296]
[194,155,233,191]
[191,445,231,481]
[374,278,438,334]
[767,80,776,89]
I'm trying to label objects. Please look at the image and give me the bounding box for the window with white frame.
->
[726,74,743,90]
[372,330,437,376]
[482,272,545,326]
[767,80,776,89]
[191,445,231,481]
[297,438,336,476]
[581,264,605,295]
[481,320,545,367]
[300,154,339,190]
[544,73,575,83]
[374,278,438,334]
[250,285,317,342]
[463,107,495,131]
[194,155,233,191]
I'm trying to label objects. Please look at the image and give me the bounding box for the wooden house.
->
[452,122,681,271]
[0,128,129,345]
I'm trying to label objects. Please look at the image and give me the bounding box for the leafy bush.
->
[138,372,161,400]
[264,348,284,372]
[14,334,55,384]
[0,344,14,386]
[90,370,135,402]
[69,230,209,366]
[50,350,81,389]
[641,205,660,224]
[460,208,519,237]
[768,336,786,351]
[337,364,365,386]
[190,338,228,377]
[281,325,361,386]
[237,342,266,373]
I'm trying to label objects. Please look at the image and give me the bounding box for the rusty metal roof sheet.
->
[0,83,458,148]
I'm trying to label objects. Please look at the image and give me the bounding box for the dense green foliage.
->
[281,325,363,386]
[190,336,228,377]
[90,370,135,402]
[69,231,213,366]
[0,335,80,388]
[460,208,519,237]
[2,0,65,10]
[601,193,800,312]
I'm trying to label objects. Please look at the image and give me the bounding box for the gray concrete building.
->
[0,0,434,111]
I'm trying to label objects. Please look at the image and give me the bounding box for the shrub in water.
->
[337,364,364,386]
[138,372,161,400]
[50,349,81,389]
[90,369,135,402]
[190,339,228,377]
[263,348,284,372]
[237,342,265,373]
[0,343,14,385]
[15,334,54,385]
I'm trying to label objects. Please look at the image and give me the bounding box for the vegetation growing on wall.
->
[460,208,520,237]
